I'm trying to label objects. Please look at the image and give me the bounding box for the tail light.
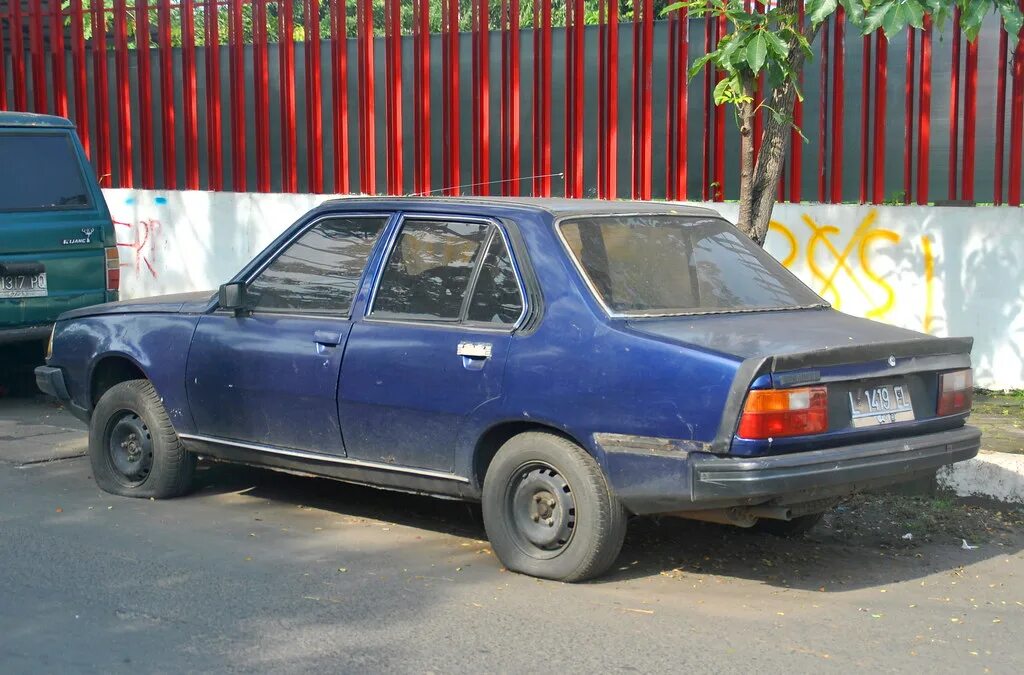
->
[737,386,829,439]
[105,247,120,292]
[937,369,973,416]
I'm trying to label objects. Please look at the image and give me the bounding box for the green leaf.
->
[712,76,735,105]
[747,32,768,74]
[689,52,717,80]
[763,31,790,60]
[903,0,926,30]
[882,2,909,38]
[862,0,890,34]
[997,0,1024,38]
[807,0,840,25]
[839,0,866,26]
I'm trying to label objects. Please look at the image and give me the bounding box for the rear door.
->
[0,128,114,332]
[186,214,390,455]
[338,214,527,473]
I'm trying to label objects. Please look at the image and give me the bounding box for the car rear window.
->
[559,215,825,316]
[0,132,92,212]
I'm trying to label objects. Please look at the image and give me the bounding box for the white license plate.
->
[0,272,47,298]
[849,383,914,427]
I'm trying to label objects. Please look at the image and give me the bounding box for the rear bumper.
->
[602,426,982,515]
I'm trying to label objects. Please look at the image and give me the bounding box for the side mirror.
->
[218,282,250,314]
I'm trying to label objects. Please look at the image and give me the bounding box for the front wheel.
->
[88,379,195,499]
[482,431,627,582]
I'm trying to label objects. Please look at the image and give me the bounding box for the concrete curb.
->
[937,451,1024,505]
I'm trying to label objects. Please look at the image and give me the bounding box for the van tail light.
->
[937,369,973,416]
[105,247,120,292]
[737,387,829,439]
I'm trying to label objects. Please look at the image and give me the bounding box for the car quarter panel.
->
[48,313,202,432]
[447,209,743,488]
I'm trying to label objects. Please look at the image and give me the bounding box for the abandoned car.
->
[36,197,980,581]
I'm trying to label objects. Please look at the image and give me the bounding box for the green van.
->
[0,112,117,346]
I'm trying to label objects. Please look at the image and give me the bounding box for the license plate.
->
[0,272,47,298]
[849,383,914,427]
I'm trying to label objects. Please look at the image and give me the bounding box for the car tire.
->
[482,431,627,582]
[751,512,825,537]
[88,379,195,499]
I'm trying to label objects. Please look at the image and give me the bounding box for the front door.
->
[186,214,390,454]
[339,215,527,472]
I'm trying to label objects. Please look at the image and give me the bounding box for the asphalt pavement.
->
[2,392,1023,674]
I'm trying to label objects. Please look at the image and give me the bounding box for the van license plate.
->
[0,272,47,298]
[849,383,914,427]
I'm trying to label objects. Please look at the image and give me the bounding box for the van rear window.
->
[0,133,92,212]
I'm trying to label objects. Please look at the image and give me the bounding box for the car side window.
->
[372,219,490,320]
[466,233,524,325]
[247,216,388,314]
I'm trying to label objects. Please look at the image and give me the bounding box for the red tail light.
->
[105,247,120,293]
[737,386,829,439]
[937,369,973,416]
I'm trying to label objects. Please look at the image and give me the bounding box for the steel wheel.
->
[105,410,154,487]
[506,462,578,559]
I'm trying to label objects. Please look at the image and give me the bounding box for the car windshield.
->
[0,132,91,212]
[559,214,826,316]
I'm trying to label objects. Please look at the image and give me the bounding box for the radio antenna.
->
[406,172,565,197]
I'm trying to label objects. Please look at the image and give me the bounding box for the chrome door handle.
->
[457,342,492,359]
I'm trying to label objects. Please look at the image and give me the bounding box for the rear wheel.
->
[482,431,627,582]
[751,512,825,537]
[89,379,195,499]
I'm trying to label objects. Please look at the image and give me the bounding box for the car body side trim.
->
[178,433,471,483]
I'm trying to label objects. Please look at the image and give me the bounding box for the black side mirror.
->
[218,282,250,314]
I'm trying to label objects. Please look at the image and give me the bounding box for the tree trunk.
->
[736,75,756,235]
[740,5,823,247]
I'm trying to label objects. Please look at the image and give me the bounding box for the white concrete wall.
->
[104,189,1024,390]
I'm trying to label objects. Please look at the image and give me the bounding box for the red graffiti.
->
[115,219,161,279]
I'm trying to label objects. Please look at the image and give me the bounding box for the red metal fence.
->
[1,1,1022,205]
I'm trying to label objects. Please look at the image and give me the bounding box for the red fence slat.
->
[566,0,584,198]
[872,34,888,205]
[818,17,830,202]
[91,4,112,185]
[903,28,915,204]
[532,0,552,197]
[442,0,461,195]
[29,0,45,112]
[70,0,88,157]
[415,0,432,195]
[472,0,490,195]
[280,0,297,193]
[713,15,725,201]
[305,0,324,193]
[181,0,200,190]
[113,0,133,187]
[829,8,845,204]
[9,0,26,110]
[962,34,977,201]
[788,1,805,203]
[50,1,68,117]
[137,0,155,188]
[356,0,375,194]
[916,14,933,205]
[994,22,1008,206]
[204,0,223,191]
[158,1,177,189]
[500,0,520,196]
[228,0,246,192]
[252,0,270,192]
[949,9,962,200]
[859,34,871,203]
[331,0,351,194]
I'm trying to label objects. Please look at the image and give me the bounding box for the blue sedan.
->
[36,197,981,581]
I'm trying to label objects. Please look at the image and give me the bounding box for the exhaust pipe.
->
[668,507,758,528]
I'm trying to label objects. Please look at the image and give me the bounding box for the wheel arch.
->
[470,420,595,491]
[89,352,149,407]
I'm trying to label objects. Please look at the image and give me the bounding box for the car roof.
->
[317,195,721,219]
[0,111,75,129]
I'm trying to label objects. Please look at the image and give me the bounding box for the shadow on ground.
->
[192,460,1024,592]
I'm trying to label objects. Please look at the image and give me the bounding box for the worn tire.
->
[482,431,627,582]
[751,512,825,537]
[88,379,195,499]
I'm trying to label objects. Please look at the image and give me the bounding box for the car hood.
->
[626,308,971,366]
[59,290,217,321]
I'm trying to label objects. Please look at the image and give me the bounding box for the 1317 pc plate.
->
[0,272,47,298]
[849,383,914,428]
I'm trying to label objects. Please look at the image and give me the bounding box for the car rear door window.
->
[372,219,491,321]
[466,233,524,325]
[247,216,388,314]
[0,133,91,212]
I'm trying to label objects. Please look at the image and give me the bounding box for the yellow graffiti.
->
[770,209,935,333]
[922,234,935,334]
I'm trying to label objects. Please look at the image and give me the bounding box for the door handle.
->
[314,330,343,346]
[457,342,492,359]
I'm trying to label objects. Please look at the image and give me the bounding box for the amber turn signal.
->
[736,386,829,439]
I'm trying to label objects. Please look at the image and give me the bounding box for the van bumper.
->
[600,426,982,515]
[0,323,52,345]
